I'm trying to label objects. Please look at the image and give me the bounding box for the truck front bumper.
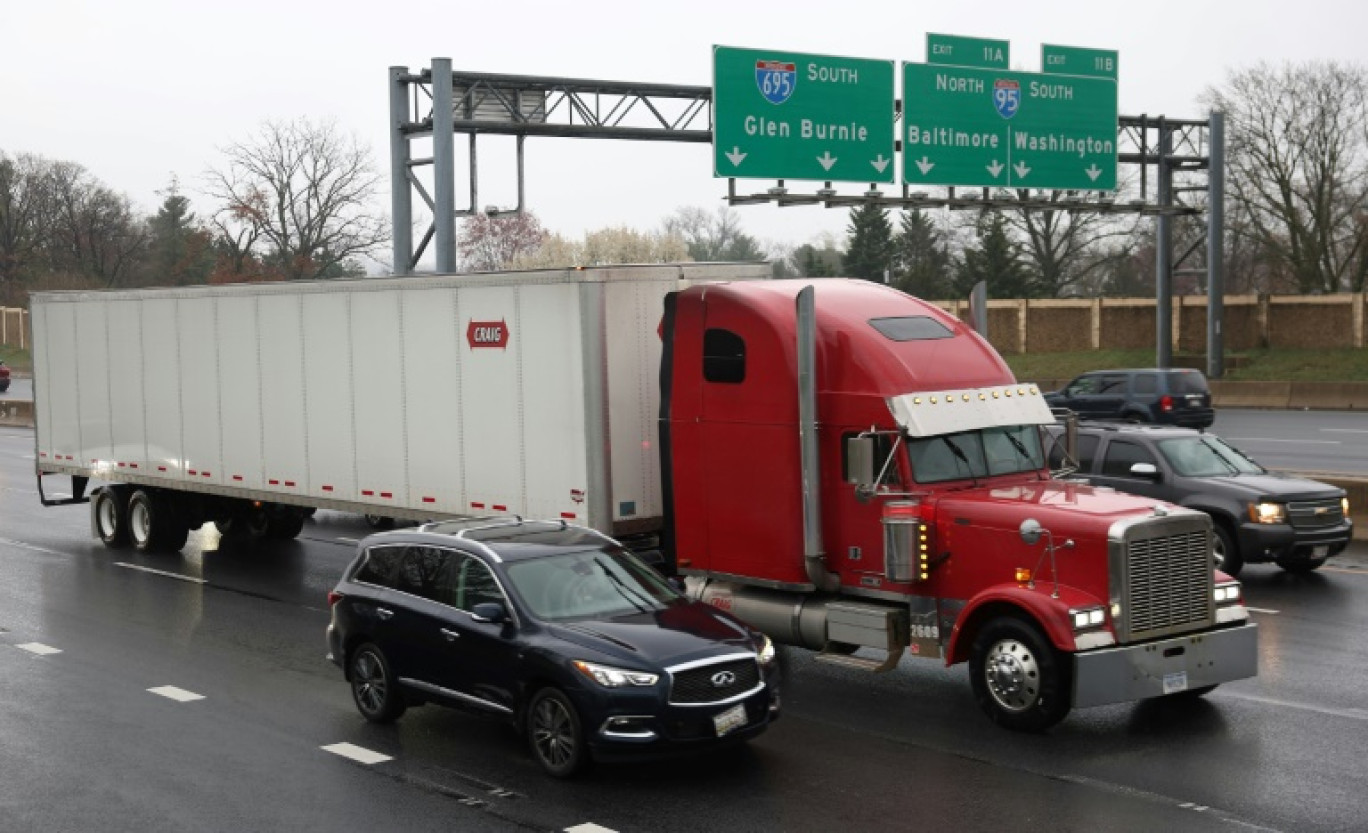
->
[1073,622,1258,709]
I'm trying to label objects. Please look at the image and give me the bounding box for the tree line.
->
[3,61,1366,308]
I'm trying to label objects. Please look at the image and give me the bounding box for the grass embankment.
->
[0,346,30,373]
[1006,347,1368,384]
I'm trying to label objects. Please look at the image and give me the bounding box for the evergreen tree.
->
[844,203,895,282]
[955,212,1030,298]
[146,177,214,285]
[793,242,841,277]
[892,208,952,299]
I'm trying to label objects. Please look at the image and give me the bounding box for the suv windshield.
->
[907,425,1045,484]
[1156,435,1264,477]
[504,547,683,622]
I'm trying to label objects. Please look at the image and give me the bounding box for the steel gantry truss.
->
[390,58,1226,375]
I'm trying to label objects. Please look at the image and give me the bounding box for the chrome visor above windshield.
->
[887,385,1054,438]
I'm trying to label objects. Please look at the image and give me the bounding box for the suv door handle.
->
[440,628,461,641]
[375,607,394,621]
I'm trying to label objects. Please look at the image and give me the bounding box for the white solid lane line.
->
[321,743,392,765]
[1245,607,1280,614]
[16,642,62,655]
[148,686,205,702]
[113,563,206,584]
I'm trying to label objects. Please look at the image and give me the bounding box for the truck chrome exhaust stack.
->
[797,285,840,592]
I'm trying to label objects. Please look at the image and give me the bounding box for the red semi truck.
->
[32,265,1256,730]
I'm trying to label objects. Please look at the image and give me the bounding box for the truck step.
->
[814,645,905,673]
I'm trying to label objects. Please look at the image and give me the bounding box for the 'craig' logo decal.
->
[466,319,509,350]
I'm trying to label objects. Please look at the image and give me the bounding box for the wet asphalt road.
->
[2,423,1367,832]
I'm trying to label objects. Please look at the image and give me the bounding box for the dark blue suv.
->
[1045,368,1214,428]
[326,519,779,777]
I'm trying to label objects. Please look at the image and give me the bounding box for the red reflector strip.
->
[39,453,46,458]
[233,475,243,482]
[202,472,211,477]
[285,481,296,487]
[322,485,334,492]
[560,512,576,519]
[381,492,392,499]
[362,490,374,497]
[471,502,485,509]
[117,462,126,468]
[493,504,507,512]
[158,466,168,472]
[188,470,197,475]
[422,497,436,504]
[269,479,279,485]
[130,464,139,469]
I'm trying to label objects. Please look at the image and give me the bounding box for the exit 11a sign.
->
[713,45,895,183]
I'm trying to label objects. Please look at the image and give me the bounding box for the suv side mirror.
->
[470,602,509,625]
[1129,462,1161,481]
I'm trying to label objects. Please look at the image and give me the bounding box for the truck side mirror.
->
[845,436,876,489]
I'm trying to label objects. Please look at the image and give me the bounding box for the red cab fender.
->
[944,584,1106,666]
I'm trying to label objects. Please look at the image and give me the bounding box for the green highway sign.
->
[926,33,1009,70]
[1042,44,1118,80]
[713,46,895,183]
[902,62,1118,190]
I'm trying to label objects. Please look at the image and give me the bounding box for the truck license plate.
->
[713,703,748,737]
[1163,671,1188,695]
[1312,545,1329,558]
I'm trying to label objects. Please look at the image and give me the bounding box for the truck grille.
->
[668,657,760,705]
[1119,520,1213,642]
[1288,498,1344,529]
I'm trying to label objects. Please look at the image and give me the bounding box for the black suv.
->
[326,519,779,777]
[1044,368,1214,428]
[1047,422,1352,575]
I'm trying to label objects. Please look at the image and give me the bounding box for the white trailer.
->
[31,263,768,550]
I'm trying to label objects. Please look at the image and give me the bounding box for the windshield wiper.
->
[593,558,653,613]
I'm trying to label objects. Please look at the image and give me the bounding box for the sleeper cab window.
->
[703,328,746,384]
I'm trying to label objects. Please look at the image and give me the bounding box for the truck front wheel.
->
[969,616,1071,732]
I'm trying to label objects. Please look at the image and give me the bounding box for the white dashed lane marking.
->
[114,563,206,584]
[566,824,620,833]
[1245,607,1280,615]
[321,743,392,765]
[148,686,205,702]
[16,642,61,656]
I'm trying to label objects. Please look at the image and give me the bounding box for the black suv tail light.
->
[327,590,344,607]
[1160,395,1174,412]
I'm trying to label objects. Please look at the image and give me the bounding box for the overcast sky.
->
[4,0,1366,268]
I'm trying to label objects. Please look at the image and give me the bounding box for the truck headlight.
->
[1070,606,1106,631]
[1248,501,1286,525]
[1213,582,1243,606]
[572,660,658,688]
[1343,497,1351,518]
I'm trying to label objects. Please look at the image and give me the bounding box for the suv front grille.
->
[668,657,760,705]
[1119,520,1213,642]
[1288,498,1344,529]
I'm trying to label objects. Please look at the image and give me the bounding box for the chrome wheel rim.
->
[984,638,1040,713]
[97,497,118,538]
[532,697,575,768]
[130,501,151,545]
[352,651,387,715]
[1212,535,1227,569]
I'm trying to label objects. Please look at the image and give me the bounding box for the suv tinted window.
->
[1097,374,1128,395]
[1046,432,1099,471]
[1132,373,1158,395]
[457,556,506,612]
[1101,440,1157,477]
[1168,371,1210,395]
[354,544,405,588]
[396,546,458,603]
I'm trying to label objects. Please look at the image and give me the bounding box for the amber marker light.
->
[1015,567,1032,583]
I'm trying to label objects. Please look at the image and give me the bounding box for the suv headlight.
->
[572,660,658,688]
[1343,497,1351,518]
[756,633,776,666]
[1248,501,1286,525]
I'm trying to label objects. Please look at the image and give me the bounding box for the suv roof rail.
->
[417,515,528,537]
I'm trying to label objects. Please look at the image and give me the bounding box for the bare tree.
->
[1202,61,1368,294]
[0,152,54,299]
[205,118,388,280]
[510,226,689,269]
[46,160,147,288]
[457,212,547,272]
[662,206,765,261]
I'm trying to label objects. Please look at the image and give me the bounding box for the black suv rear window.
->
[1168,371,1209,394]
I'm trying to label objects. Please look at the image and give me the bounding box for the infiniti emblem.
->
[710,670,737,687]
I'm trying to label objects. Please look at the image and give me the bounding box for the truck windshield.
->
[906,425,1045,484]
